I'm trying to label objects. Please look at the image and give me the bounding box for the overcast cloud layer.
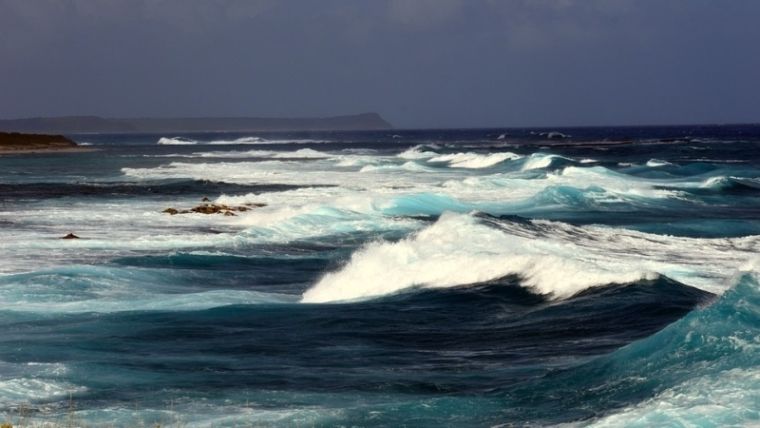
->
[1,0,759,128]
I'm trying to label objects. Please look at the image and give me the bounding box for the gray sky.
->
[1,0,759,128]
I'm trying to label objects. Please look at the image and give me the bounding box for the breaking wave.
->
[157,136,329,145]
[302,213,759,303]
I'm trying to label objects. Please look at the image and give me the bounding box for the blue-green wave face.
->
[0,126,759,426]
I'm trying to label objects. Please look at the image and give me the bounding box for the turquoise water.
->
[0,126,758,426]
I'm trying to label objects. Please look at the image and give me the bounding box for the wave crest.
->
[302,212,759,303]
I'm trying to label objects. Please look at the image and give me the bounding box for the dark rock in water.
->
[202,197,210,202]
[61,233,80,239]
[162,202,266,216]
[191,204,223,214]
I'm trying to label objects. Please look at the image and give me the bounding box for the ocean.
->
[0,126,758,426]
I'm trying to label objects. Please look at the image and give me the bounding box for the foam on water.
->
[195,148,331,158]
[302,213,759,303]
[157,136,329,145]
[397,145,440,160]
[4,130,760,426]
[521,153,573,170]
[427,152,522,168]
[646,158,673,167]
[157,137,198,145]
[0,379,86,404]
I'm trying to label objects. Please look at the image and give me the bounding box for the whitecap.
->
[302,212,759,303]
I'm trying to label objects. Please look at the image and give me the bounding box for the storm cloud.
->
[1,0,758,127]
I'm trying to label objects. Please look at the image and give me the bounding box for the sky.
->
[1,0,759,128]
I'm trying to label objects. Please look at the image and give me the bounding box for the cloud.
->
[386,0,464,29]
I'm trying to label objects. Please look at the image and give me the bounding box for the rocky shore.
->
[163,198,267,216]
[0,132,90,154]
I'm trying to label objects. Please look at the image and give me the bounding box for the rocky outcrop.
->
[0,132,78,152]
[163,200,267,216]
[60,233,80,239]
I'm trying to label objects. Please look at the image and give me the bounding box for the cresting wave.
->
[583,267,760,426]
[301,212,760,303]
[427,152,522,169]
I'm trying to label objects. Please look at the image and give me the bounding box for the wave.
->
[0,378,86,404]
[195,148,331,159]
[359,161,435,173]
[698,175,760,192]
[209,136,267,144]
[427,152,522,169]
[235,205,421,244]
[397,145,441,160]
[301,213,653,303]
[157,136,329,146]
[646,158,673,167]
[0,265,297,314]
[301,212,759,303]
[521,153,574,171]
[581,269,760,426]
[157,137,198,145]
[0,360,84,404]
[0,180,302,199]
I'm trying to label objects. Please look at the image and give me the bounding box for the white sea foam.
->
[302,212,759,303]
[588,368,760,427]
[208,136,267,144]
[197,148,331,159]
[427,152,522,169]
[157,137,197,145]
[359,161,435,173]
[646,158,673,167]
[157,136,329,146]
[521,153,571,170]
[397,145,440,160]
[0,378,86,403]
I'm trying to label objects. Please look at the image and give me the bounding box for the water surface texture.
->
[1,126,759,426]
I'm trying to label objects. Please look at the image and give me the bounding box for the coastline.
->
[0,146,97,155]
[0,131,92,155]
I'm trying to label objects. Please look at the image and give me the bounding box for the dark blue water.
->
[0,126,758,426]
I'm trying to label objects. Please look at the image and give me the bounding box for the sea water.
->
[0,126,758,426]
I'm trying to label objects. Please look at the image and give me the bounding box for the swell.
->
[0,180,322,199]
[506,269,760,426]
[0,275,712,425]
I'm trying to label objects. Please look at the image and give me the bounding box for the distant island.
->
[0,132,87,154]
[0,113,392,133]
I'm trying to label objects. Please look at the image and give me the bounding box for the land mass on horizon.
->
[0,113,392,133]
[0,131,92,154]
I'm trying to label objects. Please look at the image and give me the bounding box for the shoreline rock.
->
[163,200,267,216]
